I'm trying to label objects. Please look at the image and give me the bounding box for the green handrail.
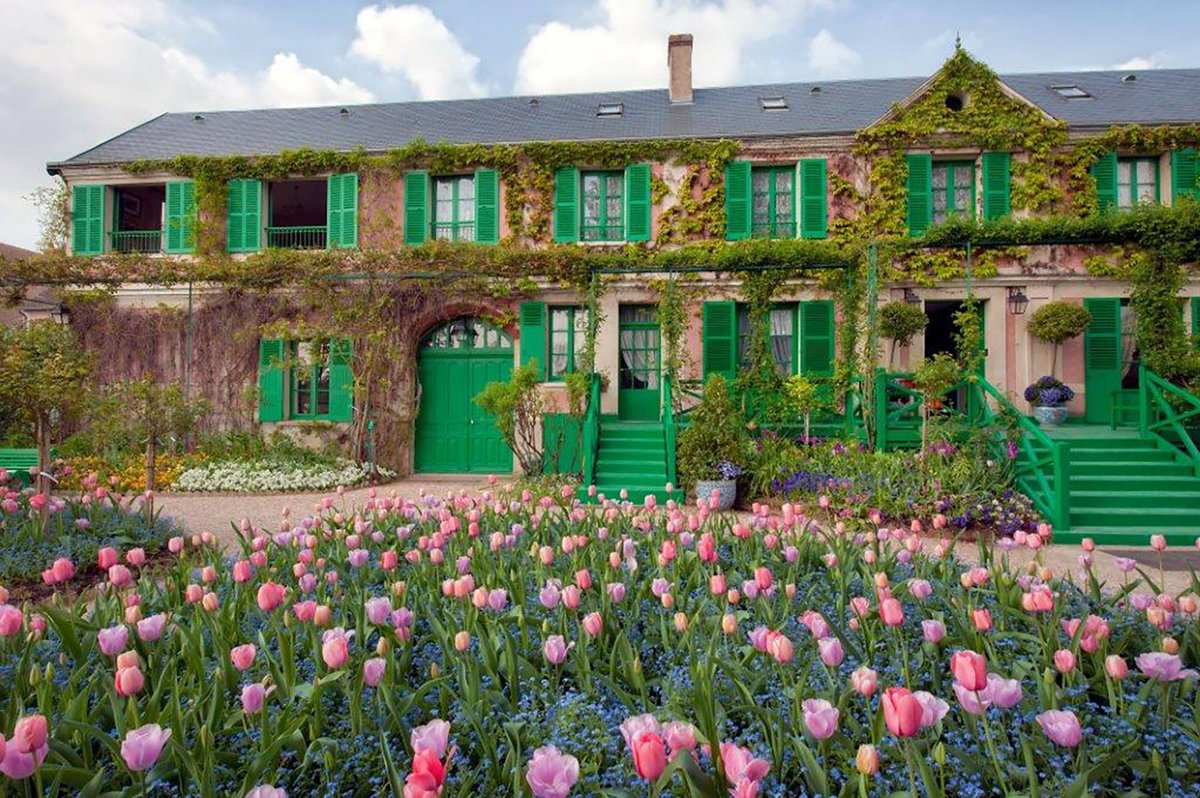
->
[266,225,328,249]
[110,229,163,254]
[663,374,677,489]
[581,373,601,488]
[970,377,1070,530]
[1140,366,1200,477]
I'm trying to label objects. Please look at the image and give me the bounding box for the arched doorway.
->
[414,317,514,473]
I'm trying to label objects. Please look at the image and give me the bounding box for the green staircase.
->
[584,420,671,503]
[1056,432,1200,546]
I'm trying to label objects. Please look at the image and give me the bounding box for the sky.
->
[2,0,1198,249]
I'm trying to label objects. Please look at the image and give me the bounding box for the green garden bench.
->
[0,450,41,488]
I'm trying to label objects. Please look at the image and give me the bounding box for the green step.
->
[598,440,664,453]
[1070,506,1200,528]
[1069,490,1200,510]
[1070,460,1194,477]
[595,460,667,477]
[1070,448,1174,463]
[1066,438,1157,451]
[1068,474,1200,491]
[1053,527,1199,546]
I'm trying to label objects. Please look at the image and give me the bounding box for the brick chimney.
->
[668,34,693,104]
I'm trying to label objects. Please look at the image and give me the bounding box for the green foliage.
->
[475,361,546,476]
[914,352,962,448]
[1129,251,1200,390]
[878,301,928,365]
[783,375,830,441]
[676,374,751,487]
[1028,301,1092,374]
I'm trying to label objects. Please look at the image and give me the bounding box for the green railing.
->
[873,369,924,451]
[968,378,1071,530]
[663,374,677,489]
[266,226,327,249]
[1140,366,1200,477]
[581,373,601,488]
[110,229,162,254]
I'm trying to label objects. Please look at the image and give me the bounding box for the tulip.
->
[971,608,992,631]
[232,560,254,582]
[922,620,945,644]
[582,612,603,637]
[913,690,949,728]
[231,644,257,671]
[363,657,387,687]
[722,612,738,635]
[405,748,447,796]
[321,628,351,669]
[543,635,569,665]
[1150,534,1167,551]
[126,547,146,567]
[630,732,666,781]
[98,547,119,569]
[856,743,880,776]
[98,625,128,657]
[801,698,839,740]
[525,745,580,798]
[908,579,932,600]
[1054,649,1076,674]
[719,741,771,784]
[1105,654,1129,680]
[136,613,167,642]
[851,666,878,697]
[108,565,133,588]
[121,723,171,772]
[663,722,697,758]
[879,597,904,626]
[454,630,471,652]
[1,715,48,780]
[986,673,1023,709]
[1135,652,1199,681]
[411,719,451,758]
[50,557,75,583]
[365,597,391,625]
[950,650,987,691]
[241,683,267,714]
[245,786,287,798]
[882,687,923,737]
[817,637,844,667]
[11,715,47,754]
[1036,709,1083,747]
[257,582,286,612]
[115,664,145,696]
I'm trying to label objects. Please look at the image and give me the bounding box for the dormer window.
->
[1051,84,1091,99]
[597,102,623,117]
[760,96,788,111]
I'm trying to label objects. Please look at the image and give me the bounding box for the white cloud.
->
[0,0,374,249]
[807,29,859,76]
[1112,55,1165,70]
[514,0,829,95]
[349,5,486,100]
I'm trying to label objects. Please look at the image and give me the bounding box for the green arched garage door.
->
[414,318,514,473]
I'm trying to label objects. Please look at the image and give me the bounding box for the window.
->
[1051,85,1091,99]
[290,340,331,419]
[736,304,796,375]
[932,161,976,224]
[760,96,788,110]
[548,306,590,380]
[432,176,476,241]
[597,102,624,117]
[1117,157,1158,208]
[581,171,623,242]
[751,167,795,239]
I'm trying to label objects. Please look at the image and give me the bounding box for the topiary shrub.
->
[878,302,929,366]
[676,374,750,489]
[1027,301,1092,373]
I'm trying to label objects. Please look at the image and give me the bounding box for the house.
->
[34,36,1200,495]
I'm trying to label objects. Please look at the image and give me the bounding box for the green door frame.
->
[617,305,662,421]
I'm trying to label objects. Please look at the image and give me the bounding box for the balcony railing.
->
[266,226,327,250]
[110,230,163,254]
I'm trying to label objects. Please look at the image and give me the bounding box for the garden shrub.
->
[878,301,929,366]
[475,361,546,476]
[1027,301,1092,373]
[676,374,751,488]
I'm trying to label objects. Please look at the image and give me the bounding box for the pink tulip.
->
[487,589,508,611]
[882,688,923,737]
[908,579,932,600]
[1054,649,1077,674]
[525,745,580,798]
[1135,652,1199,681]
[365,597,391,625]
[1150,534,1167,551]
[120,723,171,772]
[912,690,949,729]
[245,786,287,798]
[1105,655,1129,680]
[363,657,386,687]
[108,565,133,588]
[241,683,267,714]
[801,698,839,740]
[1036,709,1082,747]
[851,666,878,697]
[406,747,447,797]
[950,650,987,691]
[98,547,119,569]
[11,715,47,755]
[630,732,666,781]
[879,597,904,626]
[922,620,945,644]
[582,612,603,637]
[321,628,351,669]
[98,625,128,656]
[971,608,992,631]
[817,637,844,667]
[720,741,771,784]
[232,560,254,583]
[411,719,451,758]
[126,548,146,567]
[115,665,145,696]
[231,644,257,671]
[136,613,166,642]
[543,634,570,665]
[50,557,75,583]
[663,722,697,758]
[1,715,48,780]
[257,582,286,612]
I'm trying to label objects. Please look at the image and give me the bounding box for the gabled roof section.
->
[867,48,1056,130]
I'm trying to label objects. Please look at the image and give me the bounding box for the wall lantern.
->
[902,288,921,306]
[1007,287,1030,316]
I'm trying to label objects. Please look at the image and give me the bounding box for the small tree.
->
[108,379,210,495]
[475,361,546,476]
[878,302,929,367]
[784,375,829,443]
[913,353,961,450]
[0,322,92,501]
[1027,301,1092,374]
[676,374,750,489]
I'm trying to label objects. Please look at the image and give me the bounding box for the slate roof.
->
[48,68,1200,171]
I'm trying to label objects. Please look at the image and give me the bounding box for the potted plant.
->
[1027,301,1091,374]
[879,301,929,368]
[1024,376,1075,426]
[676,374,749,510]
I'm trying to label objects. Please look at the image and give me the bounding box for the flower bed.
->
[0,486,1197,795]
[171,459,395,493]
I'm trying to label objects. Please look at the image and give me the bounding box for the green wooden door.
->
[617,305,661,420]
[414,318,514,473]
[1084,298,1122,424]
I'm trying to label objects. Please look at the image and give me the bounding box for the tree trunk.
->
[35,413,51,500]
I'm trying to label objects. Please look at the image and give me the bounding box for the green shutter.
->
[981,152,1011,220]
[552,167,579,243]
[164,180,196,254]
[1091,152,1118,213]
[71,184,105,256]
[520,301,546,379]
[1172,149,1198,204]
[624,163,651,242]
[1083,298,1121,424]
[257,338,285,423]
[326,173,358,249]
[475,168,499,244]
[800,300,835,376]
[702,301,737,381]
[226,179,261,253]
[905,153,933,236]
[328,338,354,422]
[724,160,751,241]
[404,170,429,245]
[1192,297,1200,350]
[798,159,827,239]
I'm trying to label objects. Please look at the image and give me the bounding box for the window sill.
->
[267,419,346,427]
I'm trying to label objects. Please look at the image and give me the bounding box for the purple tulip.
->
[121,723,172,772]
[1135,652,1199,682]
[363,657,386,687]
[817,637,844,667]
[1036,709,1082,747]
[365,597,391,626]
[136,613,167,642]
[801,698,839,740]
[98,625,128,657]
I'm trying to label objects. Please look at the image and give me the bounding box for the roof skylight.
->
[1051,85,1091,99]
[760,96,788,110]
[597,102,624,117]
